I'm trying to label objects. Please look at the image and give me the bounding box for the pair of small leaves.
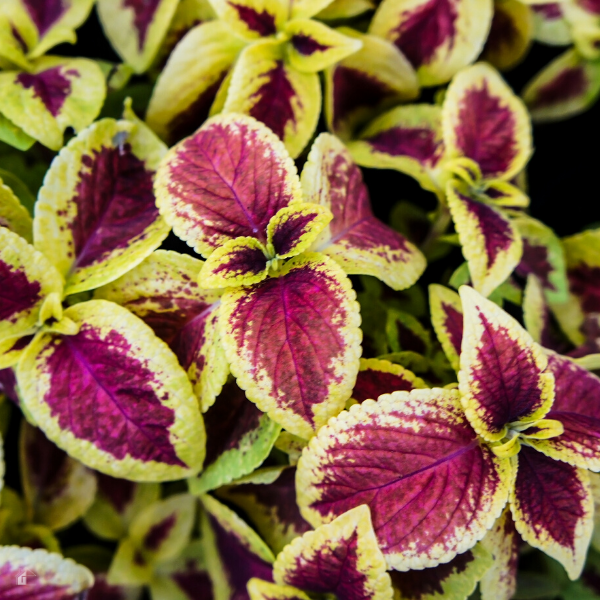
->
[156,113,425,439]
[200,203,333,289]
[350,62,532,296]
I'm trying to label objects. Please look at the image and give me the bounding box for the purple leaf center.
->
[16,67,75,118]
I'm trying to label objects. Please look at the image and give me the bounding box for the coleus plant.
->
[153,112,425,439]
[297,286,600,598]
[348,61,532,297]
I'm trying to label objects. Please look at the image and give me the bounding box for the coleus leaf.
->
[514,214,569,304]
[17,299,206,481]
[510,446,593,580]
[291,0,337,19]
[273,504,393,600]
[301,133,426,290]
[95,250,227,413]
[0,56,105,151]
[20,420,97,531]
[155,113,303,256]
[347,104,446,197]
[222,40,321,158]
[429,284,463,371]
[0,227,64,345]
[201,494,275,600]
[351,357,427,404]
[458,285,554,441]
[84,473,160,541]
[0,112,35,151]
[35,105,169,296]
[324,28,419,140]
[0,175,33,243]
[480,0,533,71]
[0,4,37,71]
[146,21,246,145]
[97,0,179,73]
[522,48,600,123]
[389,543,493,600]
[447,179,523,297]
[527,352,600,471]
[368,0,493,86]
[150,539,214,600]
[296,388,511,570]
[283,19,362,73]
[188,379,281,495]
[0,546,94,598]
[217,466,312,554]
[219,253,361,440]
[480,508,519,600]
[317,0,374,19]
[442,62,532,181]
[109,494,197,585]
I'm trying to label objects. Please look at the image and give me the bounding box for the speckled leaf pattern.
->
[0,56,105,151]
[296,388,511,570]
[220,253,361,440]
[369,0,493,86]
[35,109,169,296]
[17,300,206,481]
[155,113,303,255]
[94,250,227,412]
[458,286,554,441]
[248,579,311,600]
[301,134,426,290]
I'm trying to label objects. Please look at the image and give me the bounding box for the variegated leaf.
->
[17,300,206,481]
[302,134,426,290]
[0,56,105,151]
[35,107,169,296]
[296,388,511,570]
